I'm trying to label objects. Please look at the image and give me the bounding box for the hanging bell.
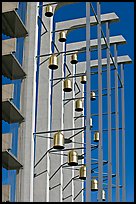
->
[91,91,96,101]
[90,118,93,128]
[79,165,86,180]
[45,5,53,17]
[91,179,98,191]
[68,150,78,166]
[48,54,58,70]
[59,31,66,42]
[80,75,86,84]
[53,131,64,149]
[70,53,78,64]
[85,118,92,128]
[102,190,106,201]
[94,131,99,142]
[75,99,83,112]
[63,78,72,92]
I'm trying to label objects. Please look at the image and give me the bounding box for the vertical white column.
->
[71,64,76,202]
[17,2,39,202]
[30,3,39,201]
[46,12,53,202]
[60,41,65,202]
[121,64,126,202]
[86,2,91,202]
[97,2,103,202]
[32,2,54,202]
[114,44,120,202]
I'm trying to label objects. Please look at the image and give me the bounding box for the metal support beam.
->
[97,2,103,202]
[121,64,126,201]
[86,2,91,202]
[106,22,112,202]
[90,3,123,88]
[59,30,65,203]
[71,61,76,202]
[114,44,120,201]
[46,13,53,202]
[81,83,85,202]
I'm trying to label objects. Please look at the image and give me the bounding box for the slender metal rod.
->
[33,126,85,135]
[91,161,108,171]
[38,16,48,33]
[59,32,65,202]
[49,162,68,181]
[114,44,120,201]
[38,2,57,7]
[63,194,72,200]
[34,169,47,178]
[34,127,122,137]
[93,170,116,176]
[46,13,53,202]
[81,84,85,202]
[121,64,126,201]
[106,22,112,202]
[49,183,61,190]
[50,68,117,81]
[97,3,103,202]
[90,3,123,86]
[49,145,97,153]
[74,112,115,119]
[71,62,76,202]
[90,3,123,88]
[74,188,85,201]
[63,175,79,191]
[68,129,84,140]
[34,147,53,168]
[86,2,91,202]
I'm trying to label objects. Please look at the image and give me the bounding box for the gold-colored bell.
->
[45,5,53,17]
[59,31,66,42]
[53,131,64,149]
[48,54,58,70]
[91,91,96,101]
[91,179,98,191]
[79,165,86,180]
[94,131,99,142]
[75,99,83,112]
[63,78,72,92]
[68,150,78,166]
[102,190,106,201]
[80,75,87,84]
[70,53,78,64]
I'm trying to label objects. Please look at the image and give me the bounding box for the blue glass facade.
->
[2,2,27,202]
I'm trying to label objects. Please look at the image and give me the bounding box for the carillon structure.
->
[2,2,133,202]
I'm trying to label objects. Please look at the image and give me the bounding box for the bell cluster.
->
[45,3,103,199]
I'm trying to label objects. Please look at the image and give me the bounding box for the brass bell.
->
[80,75,86,84]
[53,131,64,149]
[79,165,86,180]
[75,99,83,112]
[68,150,78,166]
[102,190,106,201]
[70,53,78,64]
[48,54,58,70]
[91,179,98,191]
[91,91,96,101]
[45,5,53,17]
[63,78,72,92]
[59,31,66,42]
[94,131,99,142]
